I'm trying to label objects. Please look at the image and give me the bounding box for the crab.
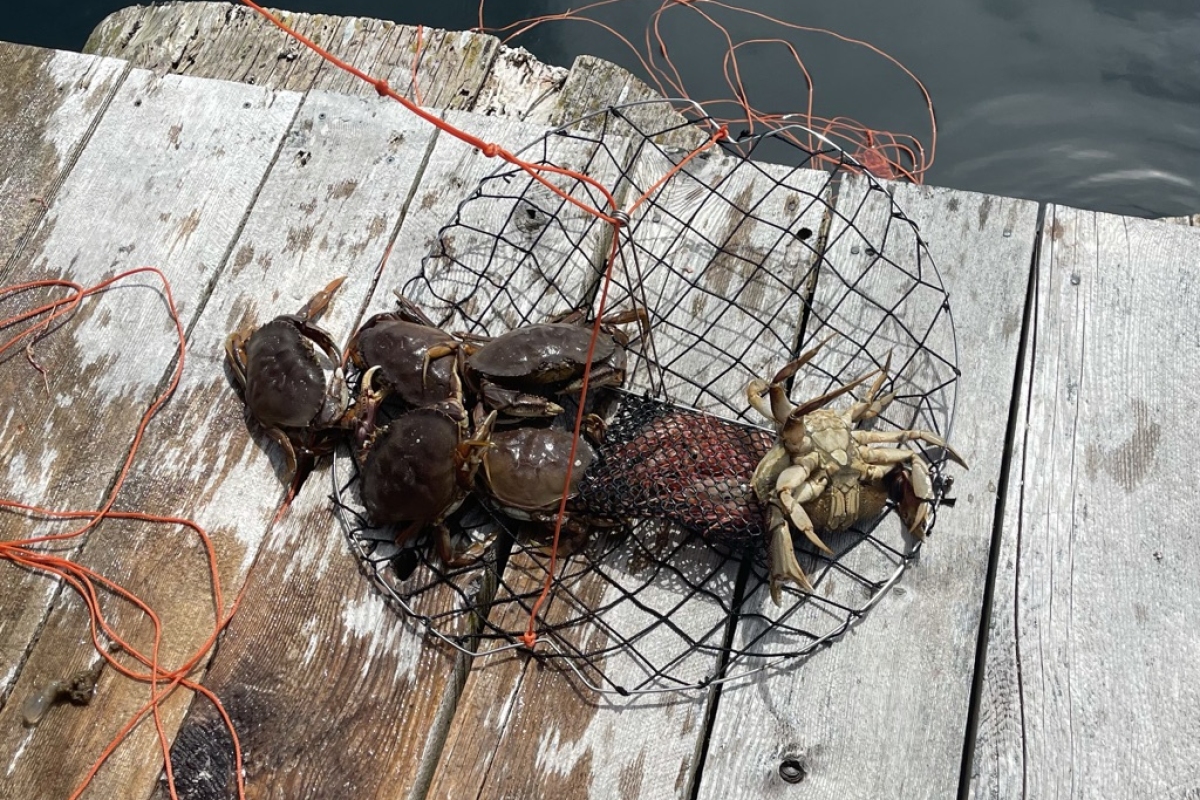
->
[464,308,644,418]
[480,425,597,524]
[747,338,967,604]
[225,276,349,487]
[345,292,464,409]
[352,365,495,562]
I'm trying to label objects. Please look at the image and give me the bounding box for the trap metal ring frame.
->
[335,99,961,695]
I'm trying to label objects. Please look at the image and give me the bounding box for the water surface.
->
[5,0,1198,218]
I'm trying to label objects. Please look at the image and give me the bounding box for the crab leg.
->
[745,378,776,422]
[746,335,833,425]
[854,446,940,536]
[900,458,936,536]
[392,290,440,327]
[789,369,878,420]
[223,334,250,388]
[264,427,300,482]
[853,429,968,467]
[422,342,460,389]
[849,351,894,423]
[856,446,916,471]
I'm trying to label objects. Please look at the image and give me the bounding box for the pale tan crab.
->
[747,338,967,604]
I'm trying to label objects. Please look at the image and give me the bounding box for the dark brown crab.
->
[225,277,349,485]
[345,292,464,409]
[464,308,645,418]
[480,425,597,523]
[353,366,495,562]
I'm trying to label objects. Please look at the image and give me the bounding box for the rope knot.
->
[373,78,390,97]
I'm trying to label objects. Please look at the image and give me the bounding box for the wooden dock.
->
[1,4,1197,798]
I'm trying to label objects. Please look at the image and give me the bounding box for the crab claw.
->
[295,276,346,323]
[897,458,934,537]
[745,377,775,422]
[767,504,814,604]
[354,366,387,448]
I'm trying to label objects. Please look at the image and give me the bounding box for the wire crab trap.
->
[333,100,960,695]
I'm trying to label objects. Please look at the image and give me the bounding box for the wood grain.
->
[969,209,1200,799]
[400,113,634,334]
[698,183,1039,799]
[85,3,339,92]
[543,55,708,154]
[0,74,308,800]
[83,3,711,136]
[0,45,126,268]
[474,45,569,121]
[84,2,501,109]
[407,109,732,800]
[606,150,832,418]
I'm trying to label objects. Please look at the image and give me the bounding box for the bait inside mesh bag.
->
[333,102,960,694]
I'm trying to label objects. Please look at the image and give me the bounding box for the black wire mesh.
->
[334,101,960,694]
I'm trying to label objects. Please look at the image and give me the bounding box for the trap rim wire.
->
[334,99,962,695]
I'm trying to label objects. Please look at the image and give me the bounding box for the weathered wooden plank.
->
[428,537,731,800]
[389,28,498,110]
[607,148,832,418]
[969,209,1200,799]
[0,45,126,268]
[0,68,300,705]
[1161,212,1200,226]
[292,21,496,107]
[699,183,1038,798]
[84,3,340,92]
[543,55,707,153]
[473,45,569,121]
[85,2,502,110]
[400,119,634,333]
[84,3,719,138]
[362,111,618,319]
[0,71,305,796]
[546,54,665,130]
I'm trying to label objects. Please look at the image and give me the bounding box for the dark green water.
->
[5,0,1199,218]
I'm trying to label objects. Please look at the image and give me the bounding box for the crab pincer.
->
[345,292,466,409]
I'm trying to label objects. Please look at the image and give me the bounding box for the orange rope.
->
[522,124,729,648]
[239,0,622,225]
[237,0,928,647]
[478,0,937,180]
[0,268,246,800]
[0,6,755,795]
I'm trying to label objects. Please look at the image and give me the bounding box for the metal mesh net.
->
[333,101,960,694]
